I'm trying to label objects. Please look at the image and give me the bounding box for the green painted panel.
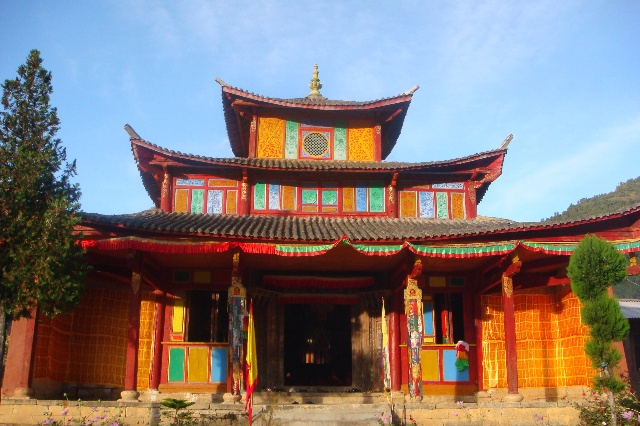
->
[254,183,266,210]
[436,192,448,218]
[302,189,318,205]
[191,190,204,213]
[285,120,299,159]
[321,189,338,205]
[369,183,384,212]
[333,121,347,160]
[168,347,185,382]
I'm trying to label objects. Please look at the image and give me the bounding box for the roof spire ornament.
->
[308,64,324,98]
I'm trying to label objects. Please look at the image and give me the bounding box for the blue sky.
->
[1,1,639,222]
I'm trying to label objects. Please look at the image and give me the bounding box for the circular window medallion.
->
[302,132,330,158]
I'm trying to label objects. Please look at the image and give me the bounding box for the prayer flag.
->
[245,300,258,425]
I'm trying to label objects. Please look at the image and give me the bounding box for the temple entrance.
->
[283,304,352,387]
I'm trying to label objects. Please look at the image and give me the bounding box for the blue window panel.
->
[442,349,469,382]
[268,184,280,210]
[356,184,368,212]
[210,348,228,383]
[423,302,434,335]
[176,178,204,186]
[207,190,223,214]
[432,182,464,189]
[419,192,435,218]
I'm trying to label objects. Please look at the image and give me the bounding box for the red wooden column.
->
[160,169,172,212]
[2,309,38,398]
[149,290,166,391]
[238,169,250,215]
[502,258,523,402]
[388,172,398,218]
[373,124,382,161]
[121,270,142,401]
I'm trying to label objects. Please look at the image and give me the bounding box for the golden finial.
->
[308,64,323,97]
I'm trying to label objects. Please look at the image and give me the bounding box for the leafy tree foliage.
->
[568,235,629,425]
[0,50,86,319]
[545,177,640,222]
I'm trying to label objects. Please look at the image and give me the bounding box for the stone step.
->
[253,403,394,426]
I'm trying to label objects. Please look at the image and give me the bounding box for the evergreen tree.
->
[0,50,87,319]
[568,234,629,425]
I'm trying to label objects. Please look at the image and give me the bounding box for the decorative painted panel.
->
[451,192,465,219]
[285,120,299,159]
[257,117,285,158]
[342,187,355,212]
[421,350,440,381]
[188,347,209,383]
[268,184,281,210]
[211,348,228,382]
[207,190,223,214]
[191,190,204,213]
[436,192,448,219]
[334,121,347,160]
[356,184,367,212]
[282,185,296,210]
[301,189,318,205]
[175,189,188,213]
[253,183,266,210]
[443,349,469,381]
[433,183,464,189]
[208,179,237,187]
[321,189,338,206]
[176,179,205,186]
[168,348,185,382]
[419,192,435,218]
[226,190,237,214]
[369,183,384,212]
[400,191,417,217]
[347,120,374,161]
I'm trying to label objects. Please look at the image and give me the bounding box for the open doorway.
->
[284,304,352,387]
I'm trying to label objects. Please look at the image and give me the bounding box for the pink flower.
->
[61,409,69,415]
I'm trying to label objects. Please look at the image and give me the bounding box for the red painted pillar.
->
[2,310,38,398]
[149,290,166,390]
[160,169,172,212]
[121,271,142,401]
[238,169,250,215]
[502,259,523,401]
[389,309,401,391]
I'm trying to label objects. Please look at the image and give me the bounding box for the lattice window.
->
[302,132,330,158]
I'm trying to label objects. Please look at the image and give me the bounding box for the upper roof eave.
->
[216,77,417,111]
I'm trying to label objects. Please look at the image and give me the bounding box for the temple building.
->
[3,66,640,403]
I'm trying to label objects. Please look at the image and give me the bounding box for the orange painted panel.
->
[343,187,355,212]
[451,192,465,219]
[257,117,285,158]
[175,189,188,213]
[188,347,209,383]
[399,191,417,217]
[208,179,237,187]
[226,190,238,214]
[282,185,296,210]
[347,119,374,161]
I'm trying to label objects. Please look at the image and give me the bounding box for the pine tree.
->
[568,234,629,425]
[0,50,87,319]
